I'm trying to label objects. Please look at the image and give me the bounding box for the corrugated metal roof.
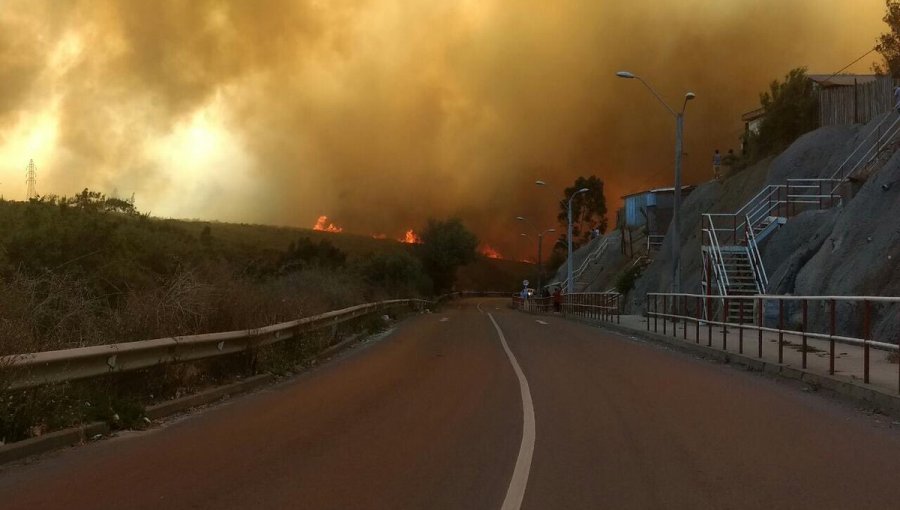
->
[621,185,695,199]
[807,74,879,87]
[741,107,765,122]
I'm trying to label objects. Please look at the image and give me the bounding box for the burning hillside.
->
[399,229,422,244]
[313,215,342,233]
[479,245,503,259]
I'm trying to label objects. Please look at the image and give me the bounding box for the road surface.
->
[1,298,899,509]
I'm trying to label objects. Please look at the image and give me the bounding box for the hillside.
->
[557,112,900,343]
[0,199,525,355]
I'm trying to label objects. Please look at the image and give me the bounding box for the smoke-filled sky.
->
[0,0,888,258]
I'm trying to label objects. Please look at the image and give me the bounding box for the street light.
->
[517,216,555,292]
[617,70,695,294]
[566,187,590,294]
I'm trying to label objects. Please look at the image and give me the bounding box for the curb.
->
[144,373,276,420]
[568,316,900,418]
[0,422,109,465]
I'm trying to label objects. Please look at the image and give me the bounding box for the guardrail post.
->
[758,298,763,359]
[663,295,668,335]
[801,299,808,369]
[829,299,836,375]
[739,299,744,354]
[646,294,650,331]
[778,299,784,364]
[682,296,687,340]
[695,296,700,343]
[616,294,621,324]
[864,299,871,384]
[722,297,728,350]
[654,295,659,333]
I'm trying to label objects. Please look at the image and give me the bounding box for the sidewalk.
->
[520,306,900,414]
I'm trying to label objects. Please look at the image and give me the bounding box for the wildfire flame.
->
[313,215,343,233]
[399,229,422,244]
[479,244,503,259]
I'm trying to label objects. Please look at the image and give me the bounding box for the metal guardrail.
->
[646,292,900,393]
[512,292,621,324]
[2,298,443,390]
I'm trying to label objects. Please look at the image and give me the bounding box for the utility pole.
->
[25,159,37,200]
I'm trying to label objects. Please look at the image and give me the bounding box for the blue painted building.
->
[619,186,695,233]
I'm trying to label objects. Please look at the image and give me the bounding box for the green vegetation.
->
[0,194,521,443]
[614,262,646,296]
[875,0,900,77]
[741,68,818,164]
[418,218,479,293]
[556,175,608,248]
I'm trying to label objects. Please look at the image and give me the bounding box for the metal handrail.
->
[1,298,441,390]
[702,214,730,290]
[744,214,768,292]
[838,113,900,181]
[827,112,893,181]
[551,236,610,290]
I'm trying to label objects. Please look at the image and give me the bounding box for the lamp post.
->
[616,70,695,294]
[566,187,591,294]
[517,217,555,292]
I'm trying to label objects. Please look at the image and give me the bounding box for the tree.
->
[875,0,900,77]
[556,175,607,248]
[418,218,478,293]
[745,68,818,160]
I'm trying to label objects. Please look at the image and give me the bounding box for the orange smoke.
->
[399,229,422,244]
[312,215,343,233]
[479,244,503,259]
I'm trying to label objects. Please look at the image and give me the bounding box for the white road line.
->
[476,302,485,314]
[488,313,535,510]
[535,320,548,325]
[439,317,449,322]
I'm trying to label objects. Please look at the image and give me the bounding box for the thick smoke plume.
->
[0,0,886,257]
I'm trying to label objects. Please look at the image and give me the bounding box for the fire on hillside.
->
[313,215,343,233]
[399,229,422,244]
[479,245,503,259]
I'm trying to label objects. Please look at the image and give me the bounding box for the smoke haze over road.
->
[0,0,887,257]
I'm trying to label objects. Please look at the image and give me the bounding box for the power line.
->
[821,46,879,82]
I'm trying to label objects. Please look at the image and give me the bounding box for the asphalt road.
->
[2,298,900,509]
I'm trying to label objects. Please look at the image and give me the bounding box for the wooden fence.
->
[817,76,893,126]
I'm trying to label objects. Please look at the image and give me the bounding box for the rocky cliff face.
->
[558,111,900,343]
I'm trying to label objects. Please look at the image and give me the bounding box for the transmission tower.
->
[25,159,37,199]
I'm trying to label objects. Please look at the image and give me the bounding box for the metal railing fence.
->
[512,292,621,324]
[646,292,900,393]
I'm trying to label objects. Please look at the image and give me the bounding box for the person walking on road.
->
[713,149,722,181]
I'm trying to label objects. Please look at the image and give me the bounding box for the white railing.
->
[702,214,731,291]
[744,214,767,293]
[832,113,900,183]
[827,112,896,182]
[549,236,610,291]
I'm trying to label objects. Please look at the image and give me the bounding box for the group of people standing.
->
[712,148,736,181]
[520,286,563,312]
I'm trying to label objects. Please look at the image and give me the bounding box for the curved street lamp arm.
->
[635,76,677,117]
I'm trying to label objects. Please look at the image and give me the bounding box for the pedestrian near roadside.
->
[713,149,722,181]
